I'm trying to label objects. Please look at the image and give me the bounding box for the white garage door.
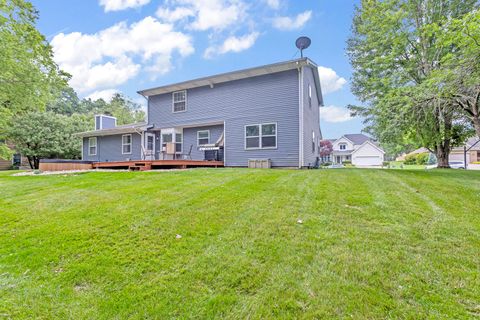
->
[353,156,382,166]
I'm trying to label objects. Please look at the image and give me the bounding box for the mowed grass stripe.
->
[0,169,479,319]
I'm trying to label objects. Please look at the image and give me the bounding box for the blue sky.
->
[31,0,363,138]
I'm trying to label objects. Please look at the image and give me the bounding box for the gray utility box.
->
[248,159,271,168]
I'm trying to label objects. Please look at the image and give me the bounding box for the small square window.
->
[197,130,210,146]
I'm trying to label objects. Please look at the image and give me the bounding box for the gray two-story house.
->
[78,58,324,168]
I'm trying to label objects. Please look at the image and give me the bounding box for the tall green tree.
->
[347,0,477,167]
[430,9,480,138]
[6,112,90,169]
[0,0,69,158]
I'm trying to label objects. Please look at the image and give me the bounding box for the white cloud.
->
[272,10,312,30]
[156,6,195,23]
[86,89,119,101]
[204,32,259,58]
[321,105,353,123]
[99,0,150,12]
[264,0,280,10]
[51,16,194,94]
[156,0,247,31]
[318,66,347,94]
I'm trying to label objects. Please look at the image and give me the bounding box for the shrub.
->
[416,153,429,165]
[404,154,417,165]
[382,161,390,167]
[321,162,332,167]
[343,161,352,165]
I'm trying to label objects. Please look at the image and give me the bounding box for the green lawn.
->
[0,169,479,319]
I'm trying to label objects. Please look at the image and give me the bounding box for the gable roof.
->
[137,58,323,105]
[351,140,385,155]
[343,134,372,145]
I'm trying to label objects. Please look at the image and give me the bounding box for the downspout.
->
[134,127,145,160]
[298,63,304,168]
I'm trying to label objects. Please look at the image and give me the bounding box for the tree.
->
[6,112,90,169]
[0,0,69,158]
[430,9,480,138]
[347,0,478,168]
[319,140,333,160]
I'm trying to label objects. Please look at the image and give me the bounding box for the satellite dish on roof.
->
[295,36,311,58]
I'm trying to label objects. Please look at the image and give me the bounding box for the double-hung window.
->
[89,137,97,156]
[245,123,277,149]
[175,133,183,153]
[173,90,186,112]
[339,143,346,150]
[197,130,210,146]
[122,134,132,154]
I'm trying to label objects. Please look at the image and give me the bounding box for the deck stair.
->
[129,162,152,171]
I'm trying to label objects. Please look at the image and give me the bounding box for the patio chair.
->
[182,144,193,160]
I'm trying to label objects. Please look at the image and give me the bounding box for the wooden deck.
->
[92,160,224,170]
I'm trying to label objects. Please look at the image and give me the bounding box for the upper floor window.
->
[173,90,186,113]
[245,123,277,149]
[339,143,347,150]
[122,134,132,154]
[197,130,210,146]
[308,84,312,109]
[88,137,97,156]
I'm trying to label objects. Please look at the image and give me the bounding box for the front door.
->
[336,156,341,164]
[145,133,156,160]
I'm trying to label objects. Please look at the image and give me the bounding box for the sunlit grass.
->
[0,168,479,319]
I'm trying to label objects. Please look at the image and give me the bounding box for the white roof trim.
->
[138,58,320,97]
[75,123,149,138]
[351,140,385,155]
[334,135,356,146]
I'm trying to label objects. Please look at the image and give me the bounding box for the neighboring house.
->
[0,142,28,170]
[450,137,480,163]
[78,58,324,168]
[331,134,385,166]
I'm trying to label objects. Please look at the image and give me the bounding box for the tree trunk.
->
[33,157,40,169]
[473,116,480,138]
[27,156,35,170]
[435,141,450,168]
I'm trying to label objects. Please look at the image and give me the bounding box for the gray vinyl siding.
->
[183,125,224,160]
[82,134,142,162]
[148,69,300,167]
[302,66,321,167]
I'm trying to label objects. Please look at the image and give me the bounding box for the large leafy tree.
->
[6,112,90,169]
[48,92,146,125]
[347,0,477,167]
[431,9,480,138]
[0,0,69,158]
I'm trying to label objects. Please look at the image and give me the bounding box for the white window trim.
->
[172,90,187,113]
[197,130,210,146]
[145,133,155,151]
[88,137,97,156]
[175,131,183,154]
[339,143,347,150]
[308,84,312,109]
[244,122,277,150]
[122,134,132,155]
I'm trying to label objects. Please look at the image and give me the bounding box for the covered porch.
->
[332,151,352,164]
[142,122,224,162]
